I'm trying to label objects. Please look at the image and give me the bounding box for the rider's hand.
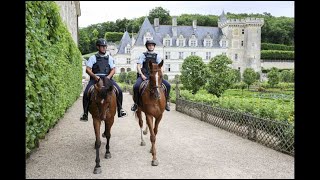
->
[141,74,147,81]
[95,76,100,81]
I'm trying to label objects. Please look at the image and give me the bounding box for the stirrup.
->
[118,109,127,118]
[165,103,170,111]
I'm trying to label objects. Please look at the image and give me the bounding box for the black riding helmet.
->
[96,38,107,46]
[145,39,156,48]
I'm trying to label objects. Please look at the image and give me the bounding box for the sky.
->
[78,1,294,28]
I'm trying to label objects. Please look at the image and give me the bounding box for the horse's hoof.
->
[143,131,148,135]
[151,160,159,166]
[141,141,146,146]
[93,167,102,174]
[105,153,111,159]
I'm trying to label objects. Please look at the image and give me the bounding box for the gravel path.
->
[26,92,294,179]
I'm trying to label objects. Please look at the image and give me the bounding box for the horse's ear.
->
[148,60,153,70]
[158,60,164,68]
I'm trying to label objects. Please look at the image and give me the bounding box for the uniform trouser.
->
[132,77,171,104]
[83,75,123,114]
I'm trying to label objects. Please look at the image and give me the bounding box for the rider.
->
[131,39,171,112]
[80,38,127,121]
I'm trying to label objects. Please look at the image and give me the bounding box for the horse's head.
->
[93,77,113,120]
[148,60,163,99]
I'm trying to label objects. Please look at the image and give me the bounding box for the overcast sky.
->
[78,1,294,28]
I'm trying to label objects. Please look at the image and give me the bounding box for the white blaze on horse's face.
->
[155,71,160,95]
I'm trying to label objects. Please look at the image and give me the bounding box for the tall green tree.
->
[180,55,207,94]
[148,7,171,25]
[243,68,257,90]
[206,55,234,98]
[267,67,280,87]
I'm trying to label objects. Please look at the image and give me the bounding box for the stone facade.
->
[55,1,81,45]
[114,11,291,80]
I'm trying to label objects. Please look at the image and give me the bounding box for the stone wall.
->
[55,1,80,45]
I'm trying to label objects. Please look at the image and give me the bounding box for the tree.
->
[119,72,127,83]
[267,67,280,87]
[243,68,257,90]
[148,7,171,25]
[206,55,234,98]
[127,71,137,84]
[280,70,291,82]
[164,74,168,80]
[180,55,207,94]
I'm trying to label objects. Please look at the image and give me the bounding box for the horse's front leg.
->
[137,109,146,146]
[93,119,102,174]
[104,117,114,159]
[146,114,158,166]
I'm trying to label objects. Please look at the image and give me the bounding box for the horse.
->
[135,60,166,166]
[88,76,117,174]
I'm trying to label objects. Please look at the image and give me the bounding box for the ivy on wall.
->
[26,1,82,155]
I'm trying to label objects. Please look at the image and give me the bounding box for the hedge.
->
[261,50,294,60]
[26,2,82,155]
[261,43,294,51]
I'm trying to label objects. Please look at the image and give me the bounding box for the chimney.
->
[172,16,177,37]
[192,20,197,30]
[154,18,159,32]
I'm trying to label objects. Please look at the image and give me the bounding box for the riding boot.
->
[165,96,170,111]
[131,90,138,111]
[80,102,89,121]
[80,92,91,121]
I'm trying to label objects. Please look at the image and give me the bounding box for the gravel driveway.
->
[26,92,294,179]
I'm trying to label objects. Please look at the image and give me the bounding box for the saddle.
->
[87,84,118,98]
[138,80,167,106]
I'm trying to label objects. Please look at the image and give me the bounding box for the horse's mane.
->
[99,78,113,99]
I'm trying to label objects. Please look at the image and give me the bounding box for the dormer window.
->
[189,34,198,47]
[176,34,185,47]
[143,31,153,44]
[125,44,131,54]
[163,34,172,47]
[204,33,212,47]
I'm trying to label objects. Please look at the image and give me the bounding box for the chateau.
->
[113,12,284,80]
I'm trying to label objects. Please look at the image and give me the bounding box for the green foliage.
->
[104,32,124,43]
[119,72,127,83]
[179,89,294,124]
[261,43,294,51]
[26,1,82,155]
[268,68,280,87]
[164,74,169,80]
[230,69,241,83]
[261,50,294,60]
[243,68,257,89]
[127,71,137,84]
[280,70,294,83]
[177,14,219,26]
[148,6,171,25]
[206,55,234,97]
[180,55,208,94]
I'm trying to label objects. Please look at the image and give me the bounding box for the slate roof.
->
[117,31,132,54]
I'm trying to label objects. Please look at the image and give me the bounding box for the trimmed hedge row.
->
[26,2,82,155]
[261,43,294,51]
[261,50,294,60]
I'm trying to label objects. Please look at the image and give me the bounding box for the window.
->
[121,68,125,73]
[127,68,131,72]
[205,41,211,47]
[126,58,131,64]
[222,41,226,47]
[191,52,196,56]
[179,52,184,59]
[165,52,170,60]
[165,64,171,72]
[241,41,244,47]
[242,29,244,34]
[179,39,184,46]
[235,54,238,60]
[165,39,170,46]
[206,52,211,60]
[125,47,131,54]
[190,40,196,47]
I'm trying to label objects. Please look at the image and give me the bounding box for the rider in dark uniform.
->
[80,38,127,121]
[131,40,171,111]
